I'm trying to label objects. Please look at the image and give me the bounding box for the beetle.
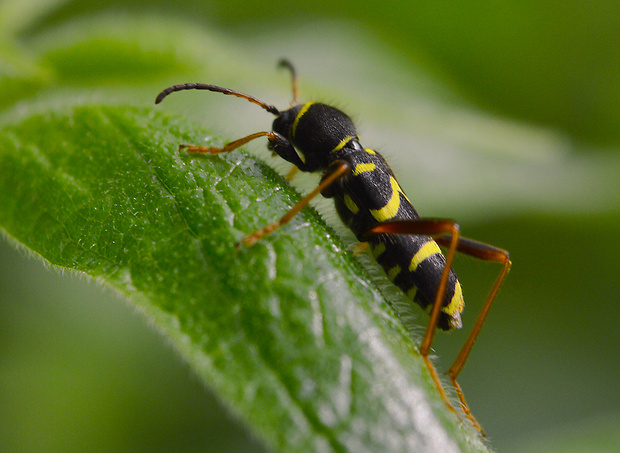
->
[155,60,511,433]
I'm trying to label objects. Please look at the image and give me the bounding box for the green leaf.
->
[0,0,69,37]
[0,103,490,453]
[0,41,52,108]
[31,14,210,86]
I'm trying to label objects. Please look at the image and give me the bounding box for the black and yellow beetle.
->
[156,60,511,433]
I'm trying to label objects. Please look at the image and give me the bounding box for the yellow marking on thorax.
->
[443,281,464,316]
[291,102,314,138]
[369,176,405,222]
[343,194,359,214]
[409,241,442,272]
[331,136,354,153]
[353,163,376,175]
[364,148,376,155]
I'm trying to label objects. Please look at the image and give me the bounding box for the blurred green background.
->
[1,0,619,452]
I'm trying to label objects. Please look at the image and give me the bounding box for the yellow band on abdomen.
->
[369,176,404,222]
[409,241,442,272]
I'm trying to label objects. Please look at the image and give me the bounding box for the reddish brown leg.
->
[237,160,351,248]
[436,236,511,434]
[351,242,369,255]
[179,131,277,155]
[364,220,460,410]
[285,166,299,181]
[364,220,510,435]
[179,134,350,247]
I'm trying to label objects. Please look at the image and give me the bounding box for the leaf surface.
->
[0,104,489,452]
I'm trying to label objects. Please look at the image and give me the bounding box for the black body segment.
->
[325,145,463,331]
[271,102,464,330]
[272,102,358,171]
[272,101,464,330]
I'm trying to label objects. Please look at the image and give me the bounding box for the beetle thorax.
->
[273,103,358,169]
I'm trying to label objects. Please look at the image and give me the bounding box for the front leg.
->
[238,160,352,247]
[179,131,280,155]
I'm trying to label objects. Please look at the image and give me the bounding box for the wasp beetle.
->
[156,60,511,434]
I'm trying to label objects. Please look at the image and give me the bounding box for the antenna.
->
[155,83,280,116]
[277,59,299,105]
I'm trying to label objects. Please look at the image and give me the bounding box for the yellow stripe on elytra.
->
[387,265,401,282]
[371,242,386,258]
[291,102,314,138]
[353,163,376,175]
[343,194,359,214]
[331,136,354,153]
[369,176,405,221]
[443,281,464,316]
[409,241,442,272]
